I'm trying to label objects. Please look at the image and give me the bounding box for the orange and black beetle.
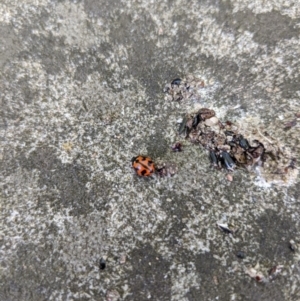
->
[131,156,155,177]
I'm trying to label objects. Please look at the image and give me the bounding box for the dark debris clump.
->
[164,78,297,183]
[155,77,300,186]
[177,108,267,172]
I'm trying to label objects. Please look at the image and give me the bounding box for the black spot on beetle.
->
[148,160,153,166]
[141,170,147,176]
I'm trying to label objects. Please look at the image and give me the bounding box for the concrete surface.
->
[1,0,300,300]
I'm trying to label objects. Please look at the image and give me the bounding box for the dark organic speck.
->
[236,251,245,259]
[99,257,106,270]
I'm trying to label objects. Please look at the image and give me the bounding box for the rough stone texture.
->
[1,0,300,300]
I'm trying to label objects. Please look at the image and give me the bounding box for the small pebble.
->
[213,275,219,285]
[204,116,219,127]
[226,174,233,182]
[106,289,120,301]
[119,254,126,264]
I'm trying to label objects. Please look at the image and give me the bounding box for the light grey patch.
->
[19,147,96,216]
[0,24,20,68]
[126,244,171,301]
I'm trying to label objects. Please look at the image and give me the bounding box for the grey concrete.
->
[1,0,300,300]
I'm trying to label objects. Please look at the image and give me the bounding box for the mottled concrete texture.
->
[1,0,300,300]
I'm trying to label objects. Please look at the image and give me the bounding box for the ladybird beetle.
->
[131,156,155,176]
